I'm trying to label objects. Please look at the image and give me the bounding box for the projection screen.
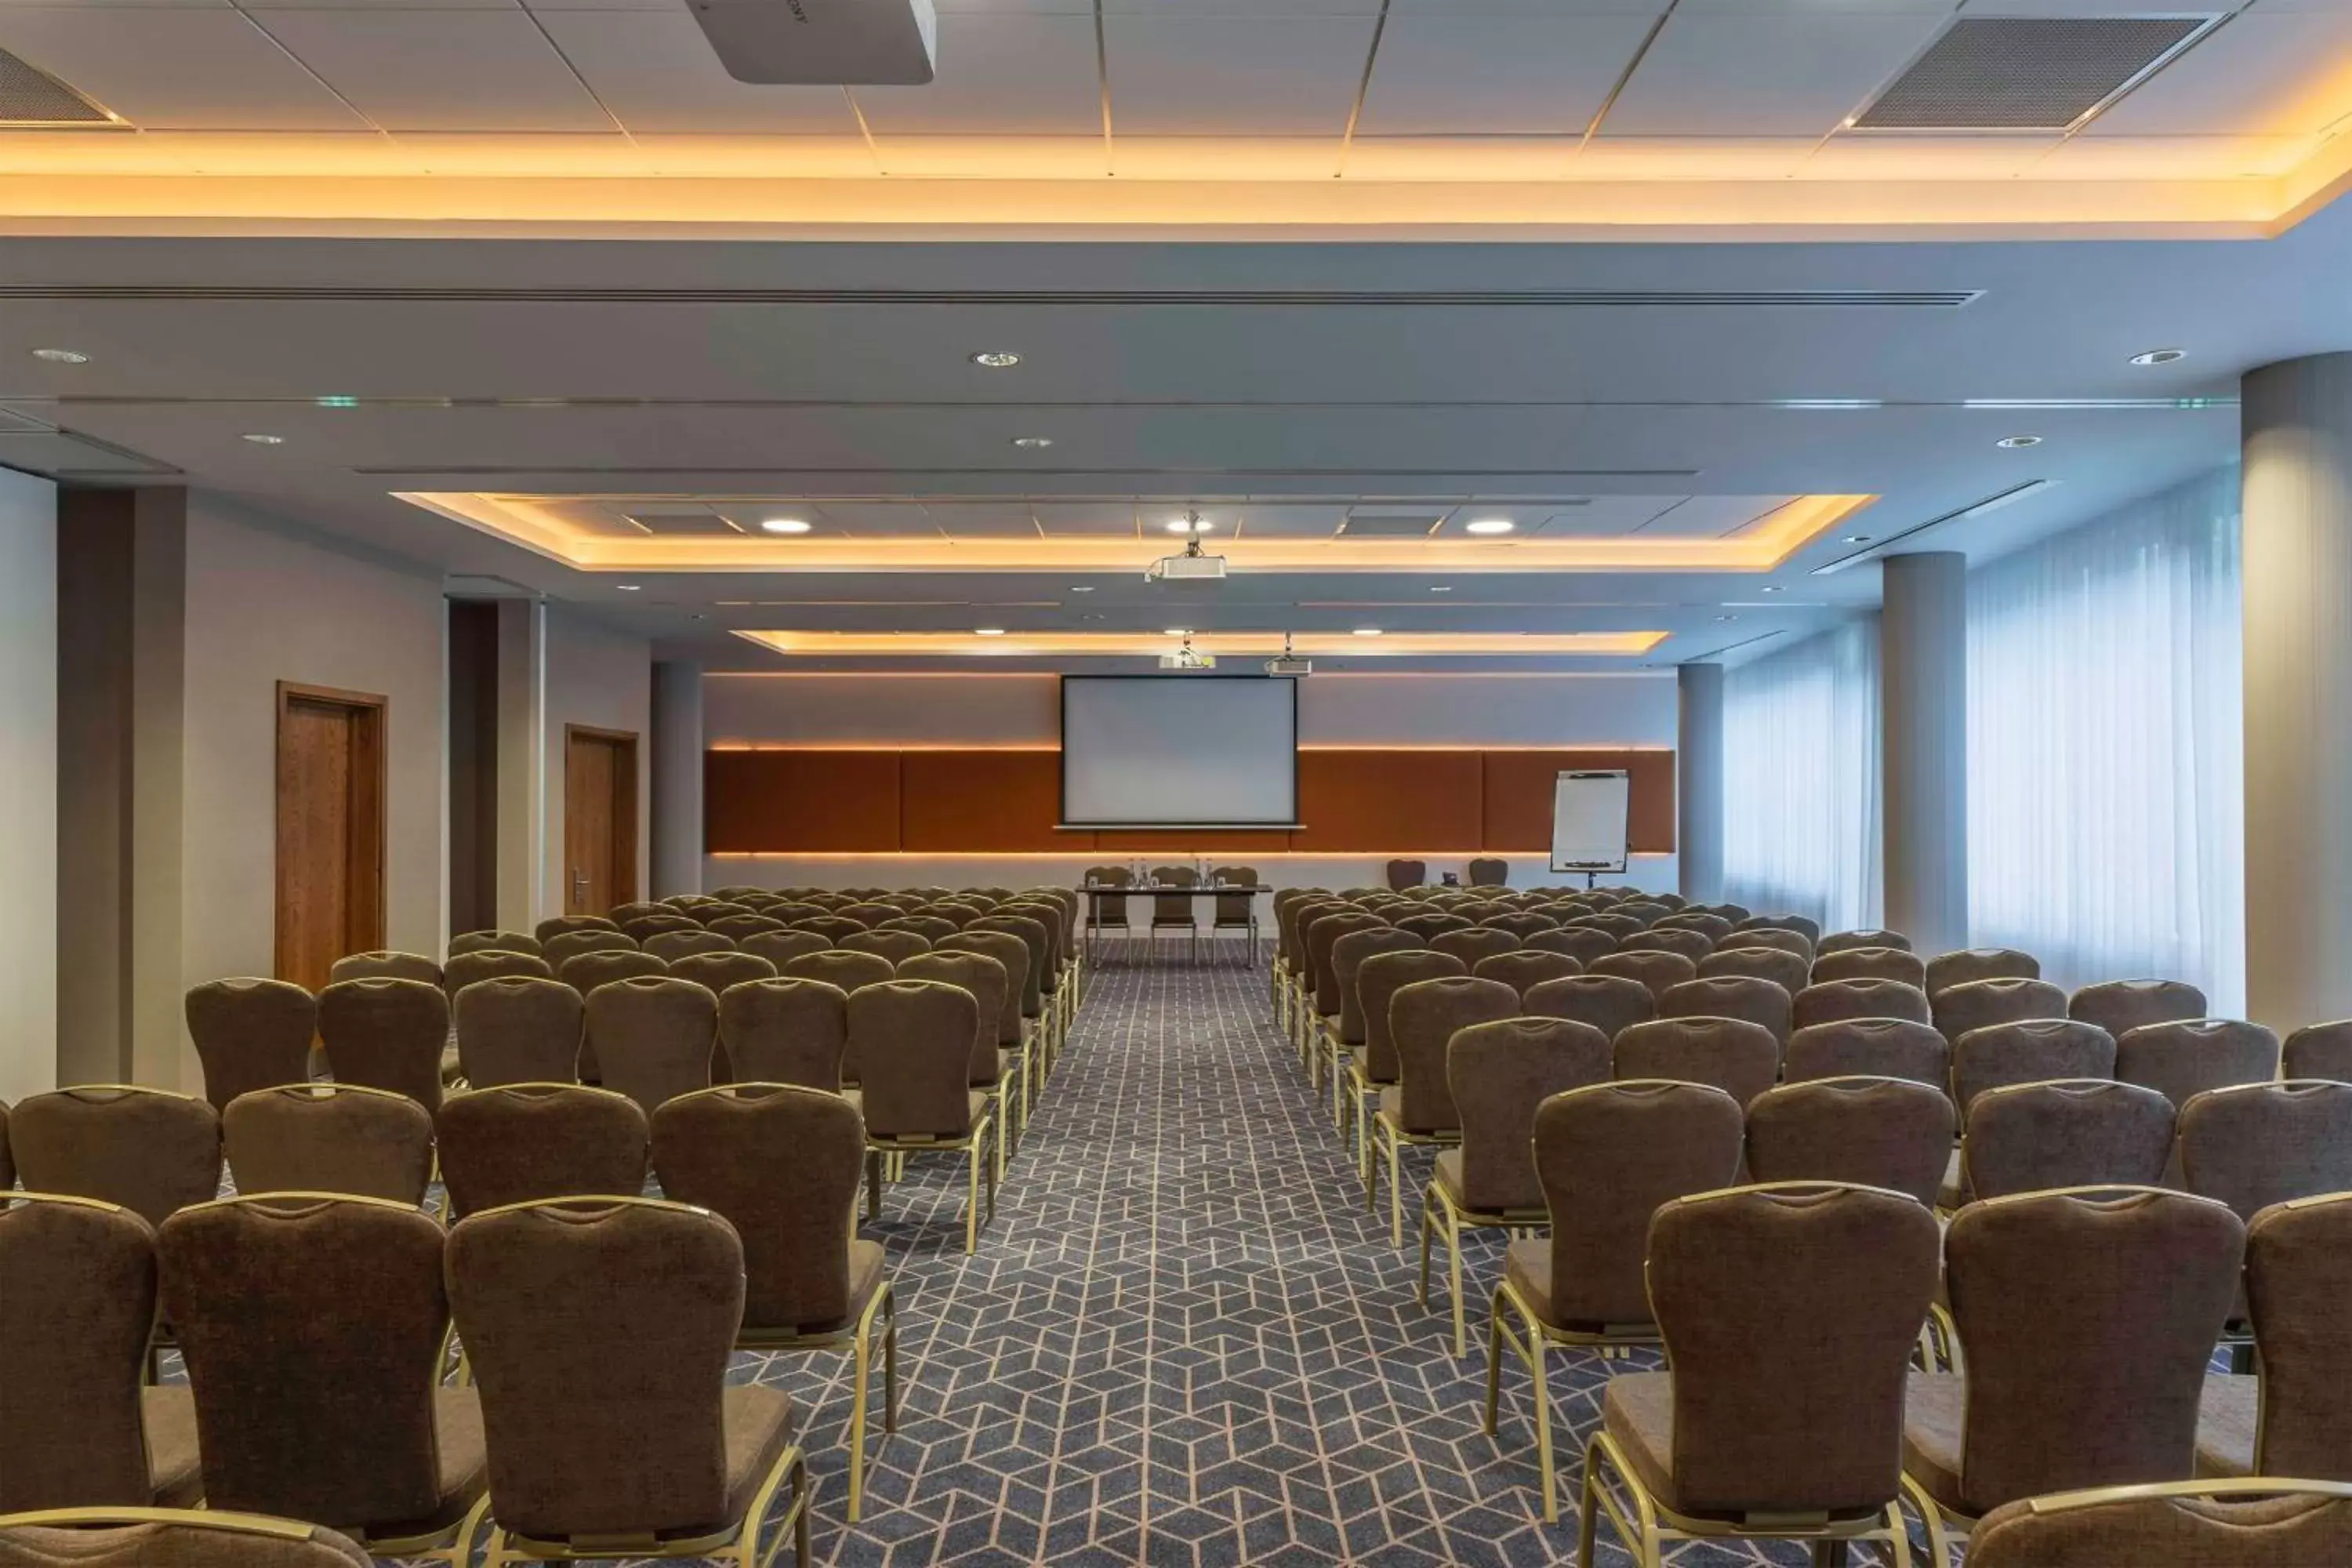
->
[1059,676,1300,829]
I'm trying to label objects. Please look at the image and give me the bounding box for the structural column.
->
[1676,662,1725,903]
[1879,551,1969,956]
[649,660,705,898]
[2242,353,2352,1032]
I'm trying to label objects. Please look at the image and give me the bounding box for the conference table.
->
[1077,881,1274,967]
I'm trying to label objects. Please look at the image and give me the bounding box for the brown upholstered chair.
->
[1695,944,1811,996]
[2198,1193,2352,1481]
[1484,1081,1745,1519]
[1904,1187,2245,1555]
[666,950,779,1004]
[158,1195,484,1556]
[223,1085,434,1207]
[1523,927,1616,967]
[1818,927,1911,956]
[1933,976,2067,1046]
[1784,1018,1950,1090]
[542,929,638,967]
[443,949,555,996]
[1745,1076,1955,1207]
[452,977,583,1090]
[848,979,999,1253]
[534,915,619,944]
[1736,913,1821,944]
[556,947,668,1001]
[450,930,543,958]
[836,902,902,929]
[1327,927,1421,1132]
[1427,927,1515,971]
[2069,978,2208,1044]
[779,952,896,1083]
[877,915,957,947]
[184,979,318,1113]
[1394,910,1474,944]
[706,914,786,943]
[1715,927,1813,964]
[738,929,829,970]
[971,912,1058,1066]
[840,929,930,967]
[445,1197,808,1568]
[1301,910,1388,1079]
[1588,949,1697,1002]
[1580,1183,1940,1566]
[1483,912,1562,942]
[1925,947,2039,995]
[936,930,1040,1109]
[1955,1080,2175,1207]
[1949,1017,2117,1112]
[643,928,734,963]
[1659,974,1794,1047]
[1653,912,1734,945]
[1522,973,1654,1041]
[2179,1082,2352,1225]
[433,1084,647,1221]
[1791,978,1932,1029]
[2118,1019,2280,1110]
[789,915,869,948]
[318,978,450,1111]
[328,951,443,987]
[585,976,717,1117]
[651,1084,898,1519]
[0,1510,375,1566]
[1465,857,1508,887]
[1810,946,1929,989]
[1613,1017,1779,1109]
[7,1087,222,1229]
[1385,858,1428,891]
[0,1194,200,1512]
[622,913,706,945]
[1370,976,1519,1248]
[1345,949,1466,1197]
[1471,949,1582,1001]
[717,978,850,1094]
[1614,927,1711,963]
[1966,1479,2352,1568]
[2284,1019,2352,1083]
[898,949,1018,1160]
[1421,1016,1610,1355]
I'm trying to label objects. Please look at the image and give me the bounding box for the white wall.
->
[541,606,652,920]
[0,470,57,1105]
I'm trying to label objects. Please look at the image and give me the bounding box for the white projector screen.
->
[1060,676,1299,829]
[1551,769,1632,874]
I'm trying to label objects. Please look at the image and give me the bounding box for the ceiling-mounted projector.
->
[688,0,937,85]
[1265,655,1312,676]
[1146,535,1227,583]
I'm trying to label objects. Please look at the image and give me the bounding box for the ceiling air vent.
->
[1337,512,1446,539]
[1854,16,2219,132]
[0,47,117,126]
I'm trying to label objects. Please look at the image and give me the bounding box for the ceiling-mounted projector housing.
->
[1146,552,1227,583]
[1265,655,1312,676]
[688,0,937,85]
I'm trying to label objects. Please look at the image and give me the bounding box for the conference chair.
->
[1523,927,1615,967]
[1578,1183,1940,1568]
[1370,976,1519,1247]
[449,930,542,958]
[453,976,584,1088]
[1327,927,1421,1131]
[2198,1192,2352,1479]
[1347,950,1465,1200]
[1817,927,1913,956]
[158,1195,484,1559]
[1735,913,1822,944]
[0,1510,377,1567]
[739,930,829,970]
[534,915,619,945]
[1924,947,2040,996]
[898,950,1018,1167]
[1394,910,1473,944]
[717,978,849,1093]
[1653,912,1734,945]
[318,978,450,1111]
[1784,1018,1950,1090]
[1695,943,1811,996]
[1421,1016,1610,1356]
[2284,1019,2352,1082]
[1933,976,2068,1046]
[431,1084,648,1222]
[443,949,554,996]
[937,930,1041,1114]
[1613,1017,1779,1109]
[1522,973,1655,1042]
[1744,1076,1955,1208]
[2179,1082,2352,1226]
[444,1197,809,1568]
[1471,950,1582,1001]
[1949,1017,2117,1112]
[1809,945,1929,989]
[706,915,786,944]
[7,1087,222,1229]
[837,902,902,930]
[1715,927,1813,964]
[1953,1080,2175,1207]
[1791,977,1933,1029]
[650,1085,898,1521]
[667,950,779,1004]
[1466,858,1508,887]
[2070,978,2209,1044]
[0,1194,201,1512]
[184,978,318,1112]
[1902,1187,2245,1563]
[1266,888,1313,1015]
[1615,927,1711,963]
[1660,974,1794,1047]
[850,979,1000,1253]
[971,912,1058,1065]
[1276,898,1345,1045]
[586,976,717,1117]
[1209,866,1261,966]
[328,951,444,988]
[644,928,734,963]
[1588,949,1697,1003]
[2117,1018,2281,1110]
[1145,866,1202,966]
[1303,910,1390,1087]
[780,953,896,1083]
[1483,1080,1744,1521]
[878,915,958,946]
[222,1084,434,1207]
[1385,858,1428,891]
[1083,864,1139,964]
[838,929,927,967]
[620,913,704,945]
[1964,1479,2352,1568]
[543,929,638,967]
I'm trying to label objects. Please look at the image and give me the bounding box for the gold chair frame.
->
[1582,1428,1916,1568]
[1367,1107,1457,1248]
[1418,1176,1545,1357]
[864,1112,999,1254]
[739,1283,898,1523]
[1482,1277,1659,1523]
[0,1507,348,1553]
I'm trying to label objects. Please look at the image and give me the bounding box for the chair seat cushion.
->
[2195,1372,2257,1479]
[717,1385,797,1537]
[752,1240,888,1338]
[1601,1372,1682,1512]
[366,1387,489,1540]
[143,1385,204,1508]
[1504,1239,1556,1329]
[1377,1087,1453,1138]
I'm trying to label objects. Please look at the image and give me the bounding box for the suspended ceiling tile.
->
[1033,502,1142,537]
[1355,15,1657,136]
[811,502,945,539]
[933,503,1046,539]
[0,9,373,129]
[2087,13,2352,139]
[256,9,615,132]
[1236,503,1348,538]
[1518,497,1690,536]
[1102,15,1379,136]
[532,11,860,133]
[1602,12,1947,136]
[1636,495,1797,538]
[854,13,1104,134]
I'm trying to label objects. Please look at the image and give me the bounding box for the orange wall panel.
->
[705,750,902,853]
[899,750,1078,853]
[1290,750,1486,853]
[1480,750,1678,855]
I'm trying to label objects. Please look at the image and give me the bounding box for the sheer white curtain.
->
[1966,466,2245,1013]
[1722,619,1883,931]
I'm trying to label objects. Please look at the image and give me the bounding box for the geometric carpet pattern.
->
[368,962,1849,1566]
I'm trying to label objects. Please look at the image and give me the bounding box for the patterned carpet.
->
[370,962,1871,1566]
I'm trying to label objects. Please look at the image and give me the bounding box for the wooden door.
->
[564,725,638,916]
[276,683,387,993]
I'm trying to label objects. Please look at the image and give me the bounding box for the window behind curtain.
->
[1966,466,2245,1013]
[1723,619,1884,933]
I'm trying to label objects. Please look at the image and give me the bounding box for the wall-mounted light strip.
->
[731,630,1671,659]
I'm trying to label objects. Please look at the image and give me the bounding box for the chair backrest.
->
[1791,978,1931,1029]
[2246,1195,2352,1478]
[737,929,829,969]
[1588,949,1697,1002]
[1717,927,1814,963]
[0,1512,375,1566]
[1523,927,1617,967]
[1950,1017,2117,1111]
[7,1087,222,1228]
[449,930,542,958]
[222,1085,434,1206]
[159,1195,449,1530]
[1659,974,1795,1046]
[789,916,868,946]
[1613,1017,1780,1109]
[1522,973,1655,1041]
[1695,944,1812,996]
[837,902,902,929]
[1654,911,1734,944]
[619,913,702,945]
[650,1085,866,1330]
[1305,911,1389,1014]
[1617,927,1712,962]
[1209,867,1257,925]
[1273,895,1334,967]
[2179,1082,2352,1223]
[1647,1182,1940,1515]
[586,976,717,1116]
[706,914,786,942]
[0,1194,158,1512]
[1925,948,2041,996]
[880,915,960,945]
[1465,857,1508,887]
[898,951,1009,1086]
[432,1084,648,1221]
[327,951,443,988]
[1809,946,1928,989]
[543,929,638,967]
[1386,976,1520,1134]
[934,931,1030,1047]
[1333,927,1421,1044]
[1744,1076,1955,1208]
[1960,1080,2176,1203]
[841,929,931,966]
[317,978,449,1111]
[1446,1018,1610,1210]
[969,915,1049,1014]
[1817,927,1911,956]
[1426,926,1515,971]
[184,979,318,1113]
[455,976,584,1089]
[1471,949,1583,1000]
[1572,913,1646,942]
[1966,1480,2352,1568]
[556,949,668,1000]
[534,915,619,944]
[446,1198,744,1540]
[1944,1187,2245,1512]
[443,949,555,995]
[2116,1018,2280,1109]
[717,978,850,1092]
[2284,1020,2352,1083]
[1784,1018,1950,1090]
[1483,912,1562,942]
[666,950,779,1000]
[1149,867,1198,924]
[1532,1081,1744,1327]
[1933,976,2068,1046]
[2069,978,2208,1043]
[642,929,734,963]
[1393,910,1473,944]
[1354,950,1465,1083]
[1385,858,1428,890]
[850,979,982,1138]
[1736,913,1822,943]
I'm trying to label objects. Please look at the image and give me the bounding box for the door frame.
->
[564,723,641,914]
[274,680,389,985]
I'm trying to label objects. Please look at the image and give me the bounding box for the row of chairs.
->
[1081,864,1260,966]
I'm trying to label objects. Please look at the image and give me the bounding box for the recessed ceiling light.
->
[316,395,358,409]
[1428,585,1452,593]
[760,517,812,535]
[2129,348,2186,367]
[1714,614,1737,622]
[1843,535,1874,544]
[1759,586,1784,593]
[975,627,1006,637]
[615,583,642,591]
[1011,436,1054,449]
[1996,434,2043,448]
[31,347,88,364]
[971,351,1022,368]
[1166,517,1214,535]
[1069,585,1095,593]
[241,433,285,445]
[1352,627,1384,637]
[1464,517,1516,536]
